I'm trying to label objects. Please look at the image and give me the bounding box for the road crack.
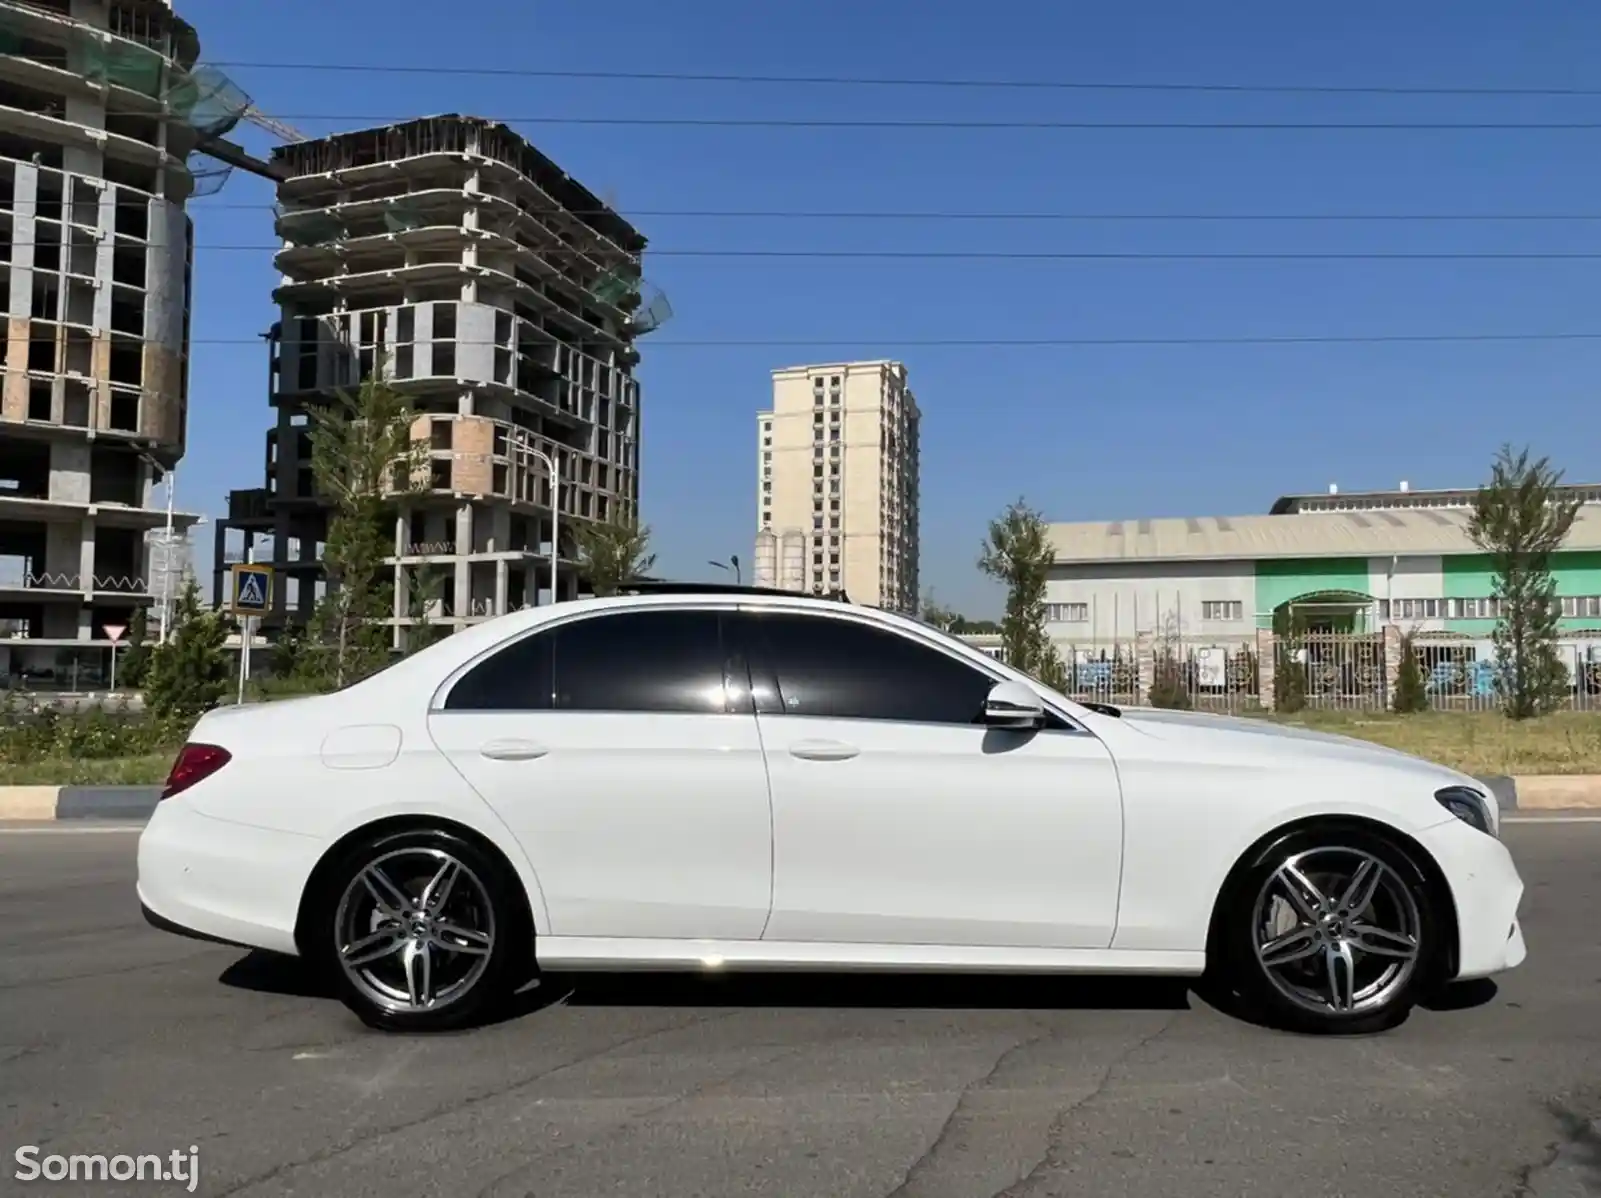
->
[881,1023,1055,1198]
[986,1012,1181,1198]
[210,1011,737,1197]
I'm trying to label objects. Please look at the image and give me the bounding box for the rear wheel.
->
[314,828,524,1032]
[1221,827,1437,1035]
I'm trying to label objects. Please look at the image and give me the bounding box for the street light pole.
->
[530,448,560,603]
[159,465,175,644]
[709,556,742,585]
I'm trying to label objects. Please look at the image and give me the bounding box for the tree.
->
[1148,616,1193,710]
[144,577,230,723]
[1468,445,1581,719]
[1271,606,1308,714]
[1391,631,1429,714]
[919,588,960,631]
[119,604,152,690]
[978,498,1068,690]
[303,369,428,689]
[574,515,656,597]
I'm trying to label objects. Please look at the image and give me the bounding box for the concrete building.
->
[0,0,205,686]
[1044,481,1601,646]
[215,116,654,641]
[752,360,920,612]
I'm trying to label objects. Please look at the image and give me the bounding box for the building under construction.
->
[215,115,663,643]
[0,0,241,686]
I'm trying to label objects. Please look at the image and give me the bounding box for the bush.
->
[1148,647,1193,710]
[1392,633,1430,714]
[144,577,231,723]
[0,693,187,765]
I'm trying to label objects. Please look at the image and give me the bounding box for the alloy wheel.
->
[1250,846,1422,1017]
[333,847,497,1015]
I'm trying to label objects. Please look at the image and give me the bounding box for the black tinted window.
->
[744,613,995,724]
[445,609,735,714]
[446,627,553,710]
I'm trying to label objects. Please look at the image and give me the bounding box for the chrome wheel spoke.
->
[341,926,406,967]
[361,865,412,919]
[422,859,461,914]
[1259,926,1320,968]
[1339,859,1384,919]
[1324,941,1357,1012]
[1277,863,1331,921]
[403,939,434,1008]
[432,921,492,955]
[1350,922,1419,960]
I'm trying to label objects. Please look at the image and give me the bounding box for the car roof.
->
[353,585,906,696]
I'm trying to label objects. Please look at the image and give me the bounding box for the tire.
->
[1217,824,1439,1035]
[310,827,527,1032]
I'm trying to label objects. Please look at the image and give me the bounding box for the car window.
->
[740,612,996,725]
[444,609,738,714]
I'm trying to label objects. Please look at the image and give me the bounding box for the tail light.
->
[161,743,232,801]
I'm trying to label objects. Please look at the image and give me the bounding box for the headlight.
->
[1436,785,1496,837]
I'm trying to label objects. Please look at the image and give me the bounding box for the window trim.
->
[430,603,754,716]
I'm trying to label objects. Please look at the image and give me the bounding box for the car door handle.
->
[789,739,860,762]
[479,739,549,761]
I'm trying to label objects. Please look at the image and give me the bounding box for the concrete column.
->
[1257,632,1277,711]
[1382,623,1403,703]
[77,517,96,595]
[453,504,472,620]
[494,559,509,615]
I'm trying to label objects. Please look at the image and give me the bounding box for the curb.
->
[4,775,1600,821]
[0,785,163,821]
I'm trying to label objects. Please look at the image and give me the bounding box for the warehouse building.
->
[1045,482,1601,644]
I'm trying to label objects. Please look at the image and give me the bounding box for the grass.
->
[3,709,1600,788]
[0,751,178,787]
[1255,709,1601,776]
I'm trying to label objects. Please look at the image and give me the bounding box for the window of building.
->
[1045,603,1089,623]
[1201,600,1243,621]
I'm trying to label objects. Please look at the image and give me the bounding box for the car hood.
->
[1104,705,1485,789]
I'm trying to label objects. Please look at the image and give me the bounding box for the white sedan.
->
[137,584,1525,1035]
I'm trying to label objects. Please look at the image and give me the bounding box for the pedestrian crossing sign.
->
[229,563,273,616]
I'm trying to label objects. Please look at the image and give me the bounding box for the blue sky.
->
[176,0,1601,615]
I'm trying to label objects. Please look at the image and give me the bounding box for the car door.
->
[736,608,1124,950]
[427,605,773,941]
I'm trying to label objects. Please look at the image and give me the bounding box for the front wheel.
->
[1220,827,1438,1035]
[314,828,524,1032]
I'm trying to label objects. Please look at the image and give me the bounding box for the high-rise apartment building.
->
[753,360,920,612]
[215,116,656,641]
[0,0,206,682]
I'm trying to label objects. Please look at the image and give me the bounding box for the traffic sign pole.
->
[103,623,126,693]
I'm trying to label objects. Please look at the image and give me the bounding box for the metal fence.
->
[1045,631,1601,714]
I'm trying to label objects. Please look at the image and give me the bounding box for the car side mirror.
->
[981,680,1046,729]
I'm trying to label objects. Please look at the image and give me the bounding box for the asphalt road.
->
[1,820,1598,1198]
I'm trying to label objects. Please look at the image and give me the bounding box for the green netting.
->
[164,64,249,138]
[281,213,347,245]
[82,39,164,96]
[630,288,674,335]
[591,268,639,306]
[187,154,232,198]
[384,199,426,232]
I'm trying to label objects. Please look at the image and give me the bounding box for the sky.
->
[173,0,1601,615]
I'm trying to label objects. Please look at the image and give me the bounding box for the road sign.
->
[103,623,126,644]
[229,563,273,615]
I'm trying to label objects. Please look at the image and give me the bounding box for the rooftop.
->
[1047,504,1601,565]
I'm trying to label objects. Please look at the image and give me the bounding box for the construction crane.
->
[242,105,308,144]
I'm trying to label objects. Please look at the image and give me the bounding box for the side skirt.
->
[533,937,1206,975]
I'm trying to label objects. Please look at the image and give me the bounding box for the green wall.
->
[1443,549,1601,634]
[1253,558,1373,627]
